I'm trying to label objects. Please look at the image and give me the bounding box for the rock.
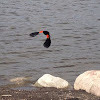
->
[10,77,30,85]
[74,70,100,96]
[90,79,100,96]
[34,74,70,89]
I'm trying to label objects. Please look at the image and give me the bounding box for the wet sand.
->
[0,87,100,100]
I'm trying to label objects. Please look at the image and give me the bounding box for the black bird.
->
[30,31,51,48]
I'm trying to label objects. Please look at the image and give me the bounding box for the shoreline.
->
[0,87,100,100]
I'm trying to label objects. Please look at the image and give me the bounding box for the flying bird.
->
[30,31,51,48]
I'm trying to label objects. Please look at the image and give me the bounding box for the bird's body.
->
[30,31,51,48]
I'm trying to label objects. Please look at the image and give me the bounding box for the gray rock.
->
[10,77,31,85]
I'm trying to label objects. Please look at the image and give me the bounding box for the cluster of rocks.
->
[10,70,100,97]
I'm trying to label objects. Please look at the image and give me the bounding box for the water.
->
[0,0,100,87]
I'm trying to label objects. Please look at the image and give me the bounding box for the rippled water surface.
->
[0,0,100,87]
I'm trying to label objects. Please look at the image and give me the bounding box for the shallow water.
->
[0,0,100,87]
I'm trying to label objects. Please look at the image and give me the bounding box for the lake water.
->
[0,0,100,88]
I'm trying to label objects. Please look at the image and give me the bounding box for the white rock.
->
[34,74,70,89]
[74,70,100,96]
[90,79,100,96]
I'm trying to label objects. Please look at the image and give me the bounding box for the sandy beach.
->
[0,87,100,100]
